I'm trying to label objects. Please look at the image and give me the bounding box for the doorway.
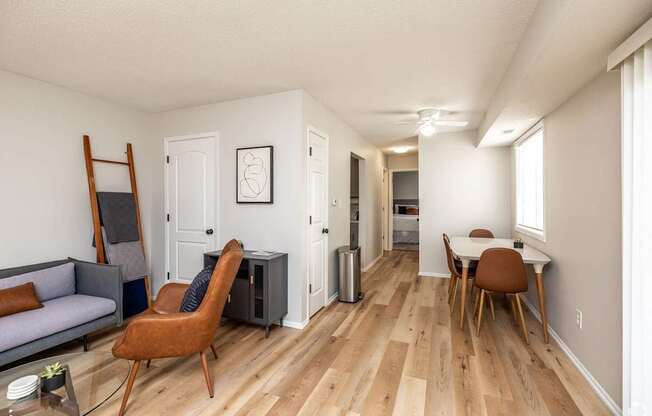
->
[307,127,329,318]
[165,132,218,283]
[389,169,419,251]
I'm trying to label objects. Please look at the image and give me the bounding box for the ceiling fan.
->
[398,108,469,137]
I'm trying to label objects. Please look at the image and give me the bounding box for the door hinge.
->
[309,215,312,225]
[167,272,170,280]
[309,146,312,156]
[166,213,170,222]
[309,283,312,294]
[166,155,170,163]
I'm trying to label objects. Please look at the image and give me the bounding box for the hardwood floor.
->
[49,251,610,415]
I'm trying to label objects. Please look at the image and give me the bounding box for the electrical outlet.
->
[575,309,583,330]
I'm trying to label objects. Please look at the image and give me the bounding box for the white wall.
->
[418,131,511,275]
[148,90,306,324]
[0,73,385,326]
[303,92,385,297]
[513,71,622,406]
[0,70,152,268]
[393,171,418,200]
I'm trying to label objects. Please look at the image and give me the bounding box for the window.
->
[515,125,545,240]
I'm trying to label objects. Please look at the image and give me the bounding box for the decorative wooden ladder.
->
[82,135,151,306]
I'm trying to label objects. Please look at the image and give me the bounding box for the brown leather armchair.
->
[112,239,243,415]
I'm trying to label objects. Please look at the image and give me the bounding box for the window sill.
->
[515,224,546,242]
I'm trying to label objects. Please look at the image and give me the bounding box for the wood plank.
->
[267,336,347,416]
[392,375,426,416]
[424,323,454,416]
[403,306,434,380]
[529,367,582,416]
[484,395,520,416]
[361,340,409,416]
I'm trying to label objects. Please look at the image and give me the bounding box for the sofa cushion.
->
[0,262,75,302]
[0,294,116,352]
[0,283,42,317]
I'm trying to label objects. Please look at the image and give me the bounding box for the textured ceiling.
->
[0,0,538,147]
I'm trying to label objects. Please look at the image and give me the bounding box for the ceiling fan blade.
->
[433,120,469,127]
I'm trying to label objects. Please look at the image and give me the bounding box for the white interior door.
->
[308,128,328,317]
[166,134,217,283]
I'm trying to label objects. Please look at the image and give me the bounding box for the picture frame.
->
[236,145,274,204]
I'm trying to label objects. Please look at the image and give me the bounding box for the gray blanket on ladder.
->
[101,228,147,281]
[97,192,140,243]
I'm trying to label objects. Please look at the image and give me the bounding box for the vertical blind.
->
[515,128,544,232]
[621,39,652,416]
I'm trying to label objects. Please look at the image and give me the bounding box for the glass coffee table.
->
[0,352,129,415]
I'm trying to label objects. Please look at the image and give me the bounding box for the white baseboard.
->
[281,318,308,330]
[418,271,450,278]
[520,296,622,416]
[362,254,383,272]
[327,293,339,306]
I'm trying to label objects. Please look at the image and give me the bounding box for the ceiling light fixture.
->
[393,147,409,154]
[419,122,436,137]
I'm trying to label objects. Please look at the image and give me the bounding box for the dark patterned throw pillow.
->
[179,266,214,312]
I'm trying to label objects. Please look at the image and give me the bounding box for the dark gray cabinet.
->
[204,250,288,337]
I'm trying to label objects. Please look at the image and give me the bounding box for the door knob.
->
[206,228,214,235]
[322,228,329,234]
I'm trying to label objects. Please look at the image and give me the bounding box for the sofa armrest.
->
[69,258,123,326]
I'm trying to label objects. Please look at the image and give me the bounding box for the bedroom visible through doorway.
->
[389,169,419,251]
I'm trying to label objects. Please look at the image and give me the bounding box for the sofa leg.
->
[119,360,141,416]
[79,335,89,352]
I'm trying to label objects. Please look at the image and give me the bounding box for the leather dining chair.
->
[112,239,243,415]
[473,247,529,343]
[443,234,476,314]
[469,228,495,238]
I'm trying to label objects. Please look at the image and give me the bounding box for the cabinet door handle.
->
[227,294,231,303]
[250,275,254,285]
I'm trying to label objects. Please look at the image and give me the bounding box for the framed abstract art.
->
[236,145,273,203]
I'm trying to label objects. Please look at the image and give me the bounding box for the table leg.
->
[535,269,549,343]
[459,264,469,329]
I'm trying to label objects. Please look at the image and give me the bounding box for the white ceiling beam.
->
[476,0,570,147]
[608,16,652,71]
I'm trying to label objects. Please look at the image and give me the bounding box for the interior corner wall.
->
[512,70,622,406]
[418,131,511,275]
[147,90,307,324]
[302,92,385,299]
[0,70,152,269]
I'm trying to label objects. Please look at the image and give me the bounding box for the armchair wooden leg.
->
[487,293,496,320]
[473,289,481,318]
[475,290,486,336]
[449,277,459,314]
[510,295,518,325]
[448,275,457,305]
[199,351,214,398]
[447,274,454,301]
[210,344,218,360]
[119,360,141,416]
[514,295,529,344]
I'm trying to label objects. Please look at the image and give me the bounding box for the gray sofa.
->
[0,259,123,367]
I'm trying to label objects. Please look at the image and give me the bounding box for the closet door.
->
[166,133,217,283]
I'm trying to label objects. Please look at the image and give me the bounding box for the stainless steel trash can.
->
[338,246,362,303]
